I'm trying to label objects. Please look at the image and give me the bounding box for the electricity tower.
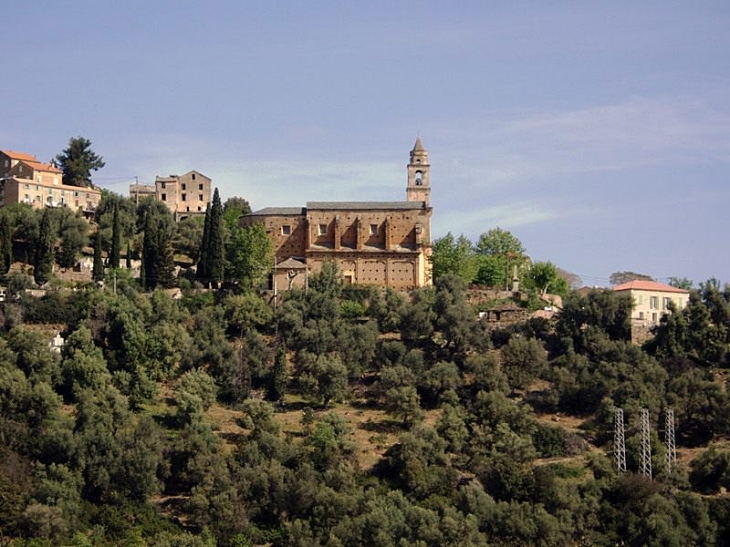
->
[639,408,652,479]
[665,408,676,472]
[613,407,627,473]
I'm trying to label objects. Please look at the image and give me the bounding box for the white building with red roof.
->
[613,279,689,325]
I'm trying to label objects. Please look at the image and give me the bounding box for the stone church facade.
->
[241,138,433,290]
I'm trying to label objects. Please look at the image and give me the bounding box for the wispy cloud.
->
[444,94,730,190]
[435,202,558,238]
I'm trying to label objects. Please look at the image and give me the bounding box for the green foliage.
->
[55,136,105,188]
[33,209,54,285]
[0,212,13,276]
[141,205,176,290]
[57,210,88,269]
[669,276,693,290]
[431,232,476,282]
[384,385,424,426]
[501,336,547,391]
[2,213,730,546]
[175,369,218,423]
[223,292,273,334]
[225,222,273,288]
[609,270,654,285]
[174,215,204,261]
[222,196,252,230]
[92,229,104,282]
[689,447,730,494]
[109,202,121,269]
[268,343,287,402]
[476,227,525,257]
[473,253,505,287]
[523,261,569,297]
[557,289,633,350]
[297,351,349,407]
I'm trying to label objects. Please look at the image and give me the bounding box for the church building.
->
[240,138,433,290]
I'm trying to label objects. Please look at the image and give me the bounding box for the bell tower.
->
[407,137,430,205]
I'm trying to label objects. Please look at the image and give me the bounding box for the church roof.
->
[412,136,425,152]
[307,201,424,211]
[247,207,307,216]
[248,202,425,216]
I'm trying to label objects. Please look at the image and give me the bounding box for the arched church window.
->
[415,170,423,185]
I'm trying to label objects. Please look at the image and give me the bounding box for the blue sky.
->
[3,1,729,286]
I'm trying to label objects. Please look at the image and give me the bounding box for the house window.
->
[199,194,203,201]
[74,191,79,197]
[24,183,30,189]
[161,193,167,201]
[370,224,378,235]
[3,160,8,168]
[652,312,658,322]
[649,296,659,309]
[161,182,166,189]
[181,194,187,201]
[192,173,196,180]
[663,297,672,310]
[182,183,186,190]
[48,188,53,195]
[637,295,643,305]
[198,206,202,211]
[639,311,645,320]
[281,225,291,235]
[199,184,203,190]
[318,224,327,236]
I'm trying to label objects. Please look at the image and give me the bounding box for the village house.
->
[613,279,690,343]
[613,279,689,324]
[0,150,101,216]
[130,170,211,221]
[241,138,433,290]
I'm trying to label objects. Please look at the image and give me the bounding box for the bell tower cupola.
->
[407,137,430,205]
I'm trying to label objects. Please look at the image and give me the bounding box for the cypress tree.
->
[125,241,132,269]
[109,202,121,269]
[142,209,175,290]
[196,202,211,283]
[155,226,176,288]
[34,209,54,285]
[269,342,287,402]
[0,214,13,276]
[92,229,104,282]
[142,212,157,291]
[208,188,224,287]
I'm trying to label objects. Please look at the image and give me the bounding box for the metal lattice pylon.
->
[614,407,627,473]
[665,408,676,472]
[640,408,652,479]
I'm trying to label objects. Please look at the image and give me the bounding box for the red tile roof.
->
[613,280,689,294]
[16,159,62,174]
[1,150,38,162]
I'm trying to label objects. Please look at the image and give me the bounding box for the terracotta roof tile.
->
[613,280,689,294]
[21,160,62,173]
[1,150,38,161]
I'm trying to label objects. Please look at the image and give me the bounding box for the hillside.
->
[1,268,730,546]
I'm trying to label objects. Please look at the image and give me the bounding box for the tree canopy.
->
[55,136,105,188]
